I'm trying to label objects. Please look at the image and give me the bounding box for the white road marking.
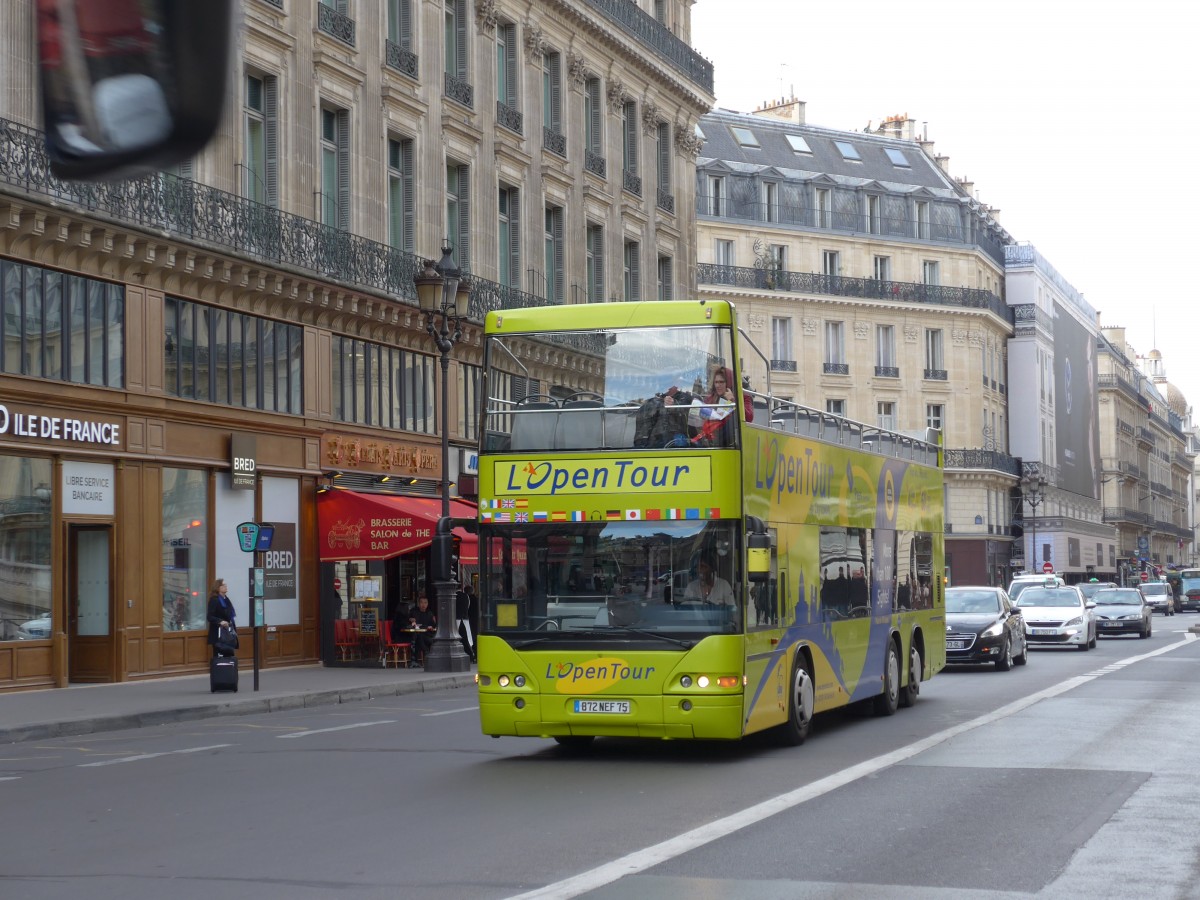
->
[0,776,20,782]
[421,706,479,717]
[507,634,1197,900]
[79,744,233,768]
[277,720,396,739]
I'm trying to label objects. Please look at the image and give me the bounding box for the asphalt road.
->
[2,620,1199,900]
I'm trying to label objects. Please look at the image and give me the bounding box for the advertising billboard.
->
[1053,302,1100,499]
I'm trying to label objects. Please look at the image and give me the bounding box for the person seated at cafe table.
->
[408,595,436,662]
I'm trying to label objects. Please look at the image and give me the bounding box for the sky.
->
[691,0,1198,416]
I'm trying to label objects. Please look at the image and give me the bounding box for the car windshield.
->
[1008,579,1058,601]
[1141,584,1168,596]
[1093,590,1142,606]
[1078,582,1115,599]
[945,590,1001,614]
[1016,588,1080,608]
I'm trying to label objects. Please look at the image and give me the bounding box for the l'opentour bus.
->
[474,300,944,747]
[1179,568,1200,612]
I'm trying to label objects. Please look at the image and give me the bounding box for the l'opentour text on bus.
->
[474,300,945,747]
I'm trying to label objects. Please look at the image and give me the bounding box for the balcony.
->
[924,368,948,381]
[0,116,552,324]
[1136,426,1154,447]
[584,150,607,179]
[581,0,714,94]
[770,359,797,372]
[656,187,675,214]
[444,72,474,109]
[696,263,1009,321]
[622,169,642,197]
[543,127,566,158]
[384,39,418,79]
[874,366,899,378]
[496,101,523,136]
[317,3,356,46]
[823,363,849,375]
[943,449,1021,476]
[1103,508,1152,526]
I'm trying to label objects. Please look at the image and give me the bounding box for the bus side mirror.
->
[747,532,770,584]
[38,0,234,180]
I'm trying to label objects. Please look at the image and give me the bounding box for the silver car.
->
[1139,581,1174,616]
[1092,588,1152,639]
[1014,585,1097,651]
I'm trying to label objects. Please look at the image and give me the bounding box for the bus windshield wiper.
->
[600,624,693,649]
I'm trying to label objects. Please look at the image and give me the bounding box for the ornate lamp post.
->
[1022,474,1047,573]
[414,244,472,673]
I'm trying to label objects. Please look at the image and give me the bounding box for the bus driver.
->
[683,552,736,609]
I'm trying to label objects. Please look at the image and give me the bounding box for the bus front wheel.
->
[899,642,921,708]
[873,640,900,717]
[779,656,814,746]
[554,735,595,752]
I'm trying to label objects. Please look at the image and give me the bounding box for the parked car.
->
[1139,581,1174,616]
[945,586,1028,670]
[17,614,52,640]
[1091,588,1152,639]
[1007,573,1065,604]
[1014,584,1097,651]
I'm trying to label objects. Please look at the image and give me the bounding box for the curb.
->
[0,674,477,746]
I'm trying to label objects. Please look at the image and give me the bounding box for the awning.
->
[318,489,476,562]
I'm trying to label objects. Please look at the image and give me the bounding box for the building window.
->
[834,140,861,160]
[460,361,482,441]
[544,205,564,302]
[825,321,844,365]
[387,0,413,48]
[243,73,277,206]
[387,136,414,253]
[826,399,845,417]
[496,21,517,112]
[822,250,840,277]
[875,325,895,369]
[926,403,944,431]
[622,100,639,175]
[445,0,468,80]
[877,401,896,431]
[714,239,733,267]
[165,297,302,413]
[768,244,786,274]
[586,223,604,303]
[873,255,891,281]
[730,126,759,148]
[319,106,349,230]
[656,121,672,194]
[543,50,562,135]
[923,260,940,285]
[653,0,666,22]
[657,255,673,301]
[786,133,811,154]
[763,181,779,223]
[623,240,640,301]
[161,468,208,633]
[866,194,881,234]
[915,200,930,239]
[332,336,434,432]
[708,175,725,216]
[815,188,831,228]
[498,184,520,289]
[771,317,793,362]
[584,76,603,156]
[925,328,944,371]
[446,161,470,270]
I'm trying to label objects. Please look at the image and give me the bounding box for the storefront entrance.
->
[67,525,113,683]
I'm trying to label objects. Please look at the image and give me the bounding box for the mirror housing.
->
[38,0,234,181]
[745,516,770,584]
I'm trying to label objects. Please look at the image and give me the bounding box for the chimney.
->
[870,113,916,141]
[957,177,975,198]
[752,94,806,125]
[933,153,950,174]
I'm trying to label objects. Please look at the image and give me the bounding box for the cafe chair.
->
[334,618,360,661]
[380,621,412,668]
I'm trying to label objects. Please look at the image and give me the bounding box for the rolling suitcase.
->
[210,656,238,693]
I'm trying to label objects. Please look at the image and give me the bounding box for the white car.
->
[1007,573,1065,604]
[1138,581,1174,616]
[1014,584,1097,651]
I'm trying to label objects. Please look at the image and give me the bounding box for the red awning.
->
[318,489,476,562]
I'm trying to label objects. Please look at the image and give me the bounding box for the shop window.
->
[0,457,52,643]
[162,468,209,633]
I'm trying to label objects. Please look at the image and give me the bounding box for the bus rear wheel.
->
[779,656,814,746]
[873,640,900,717]
[900,642,921,707]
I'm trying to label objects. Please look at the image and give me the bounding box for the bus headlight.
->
[498,674,510,687]
[513,674,526,687]
[696,675,710,688]
[680,675,693,688]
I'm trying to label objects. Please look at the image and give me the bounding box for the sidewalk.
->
[0,663,476,745]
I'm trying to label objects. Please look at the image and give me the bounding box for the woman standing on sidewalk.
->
[206,578,236,659]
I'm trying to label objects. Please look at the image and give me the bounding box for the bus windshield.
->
[480,520,742,642]
[486,324,740,452]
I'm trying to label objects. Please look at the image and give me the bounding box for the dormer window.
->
[730,126,760,148]
[785,134,811,154]
[885,147,910,167]
[834,140,861,161]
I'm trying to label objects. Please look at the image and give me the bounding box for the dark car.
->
[1092,588,1152,639]
[945,586,1028,670]
[1077,581,1117,603]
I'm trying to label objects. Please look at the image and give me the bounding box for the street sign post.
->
[235,522,274,692]
[1140,571,1149,583]
[1042,562,1054,574]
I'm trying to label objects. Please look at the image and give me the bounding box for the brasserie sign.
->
[0,402,121,446]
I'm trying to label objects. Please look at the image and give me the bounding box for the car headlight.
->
[1063,616,1082,627]
[981,621,1004,638]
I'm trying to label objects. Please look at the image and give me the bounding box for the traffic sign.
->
[1140,571,1149,582]
[236,522,260,553]
[1042,562,1054,574]
[333,577,342,591]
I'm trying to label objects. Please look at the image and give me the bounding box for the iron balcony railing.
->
[656,187,675,214]
[582,0,714,94]
[317,3,356,46]
[622,169,642,197]
[924,368,948,381]
[496,101,523,135]
[944,449,1021,476]
[1103,508,1152,526]
[697,262,1010,321]
[444,72,474,108]
[0,116,553,322]
[543,127,566,158]
[770,359,797,372]
[875,366,899,378]
[384,39,418,79]
[1137,426,1155,445]
[584,150,607,179]
[823,362,849,375]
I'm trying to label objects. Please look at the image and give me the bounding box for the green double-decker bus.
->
[475,300,944,746]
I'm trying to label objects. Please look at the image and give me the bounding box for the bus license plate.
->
[574,700,630,714]
[946,640,966,649]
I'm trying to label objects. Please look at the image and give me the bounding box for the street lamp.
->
[1022,474,1047,573]
[414,243,472,673]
